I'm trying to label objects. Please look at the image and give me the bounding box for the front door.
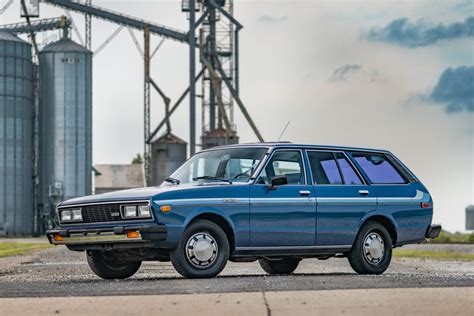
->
[307,150,377,246]
[249,150,316,247]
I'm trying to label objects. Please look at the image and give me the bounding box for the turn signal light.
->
[127,231,140,239]
[421,202,431,208]
[53,234,64,242]
[160,205,172,213]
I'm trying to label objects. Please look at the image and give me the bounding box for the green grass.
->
[0,242,53,258]
[393,249,474,261]
[429,230,474,244]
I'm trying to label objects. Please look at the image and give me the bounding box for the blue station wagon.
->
[47,143,441,279]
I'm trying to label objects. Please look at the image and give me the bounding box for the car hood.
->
[60,185,183,206]
[59,182,241,206]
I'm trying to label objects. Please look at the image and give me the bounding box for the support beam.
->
[147,68,205,143]
[150,37,166,59]
[143,26,151,185]
[128,28,144,57]
[20,0,41,235]
[94,25,123,56]
[85,0,92,50]
[0,17,71,34]
[44,0,188,42]
[189,0,197,155]
[215,59,264,142]
[207,0,243,30]
[149,78,171,134]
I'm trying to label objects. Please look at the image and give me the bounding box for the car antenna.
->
[277,121,290,142]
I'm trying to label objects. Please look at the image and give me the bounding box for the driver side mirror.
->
[270,175,288,189]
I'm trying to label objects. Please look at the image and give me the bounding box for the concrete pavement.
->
[1,287,472,316]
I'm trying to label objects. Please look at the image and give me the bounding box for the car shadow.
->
[64,272,356,284]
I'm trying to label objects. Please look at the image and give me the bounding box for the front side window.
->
[257,150,305,185]
[167,147,267,185]
[350,152,406,184]
[308,151,363,185]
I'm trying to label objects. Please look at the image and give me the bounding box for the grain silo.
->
[0,31,33,235]
[150,133,187,186]
[38,36,92,215]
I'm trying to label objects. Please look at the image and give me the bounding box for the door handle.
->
[358,190,369,196]
[299,190,311,196]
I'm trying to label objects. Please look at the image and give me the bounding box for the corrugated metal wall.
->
[39,37,92,215]
[0,31,33,235]
[150,133,187,186]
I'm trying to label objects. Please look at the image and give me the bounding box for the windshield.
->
[166,147,268,185]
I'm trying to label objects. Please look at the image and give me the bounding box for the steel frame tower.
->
[200,0,236,142]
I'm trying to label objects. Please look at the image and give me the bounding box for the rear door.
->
[349,151,432,244]
[307,150,377,246]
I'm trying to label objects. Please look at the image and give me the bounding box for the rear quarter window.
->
[350,152,407,184]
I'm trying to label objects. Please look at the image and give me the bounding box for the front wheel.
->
[86,251,141,279]
[259,258,300,275]
[347,221,393,275]
[170,220,230,278]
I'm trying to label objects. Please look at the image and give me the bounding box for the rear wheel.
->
[348,221,392,275]
[259,257,300,275]
[86,251,141,279]
[170,220,230,279]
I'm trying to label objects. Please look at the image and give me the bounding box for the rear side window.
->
[308,151,362,185]
[335,153,363,185]
[350,152,406,184]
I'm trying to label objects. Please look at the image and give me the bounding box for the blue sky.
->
[1,0,473,231]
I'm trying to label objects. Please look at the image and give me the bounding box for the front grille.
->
[59,202,149,224]
[81,204,123,224]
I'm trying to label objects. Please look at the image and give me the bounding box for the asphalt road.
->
[0,244,473,298]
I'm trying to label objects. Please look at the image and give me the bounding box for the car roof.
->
[204,142,391,154]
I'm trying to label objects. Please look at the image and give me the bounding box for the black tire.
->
[170,219,230,279]
[259,258,300,275]
[348,221,393,275]
[86,250,141,280]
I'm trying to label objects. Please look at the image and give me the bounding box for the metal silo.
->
[39,36,92,217]
[0,31,33,235]
[150,133,187,186]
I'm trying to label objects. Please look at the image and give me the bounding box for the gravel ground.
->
[0,243,472,298]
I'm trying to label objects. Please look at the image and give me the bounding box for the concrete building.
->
[94,164,145,194]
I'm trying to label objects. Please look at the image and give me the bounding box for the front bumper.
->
[425,224,442,239]
[46,224,166,246]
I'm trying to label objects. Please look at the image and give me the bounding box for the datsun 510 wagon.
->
[47,143,441,279]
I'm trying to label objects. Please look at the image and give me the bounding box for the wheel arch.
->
[355,215,398,246]
[187,212,236,251]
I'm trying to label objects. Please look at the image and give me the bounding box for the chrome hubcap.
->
[363,232,385,265]
[186,232,218,268]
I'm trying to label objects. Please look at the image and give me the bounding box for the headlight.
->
[138,205,151,218]
[59,208,82,223]
[121,204,152,219]
[123,205,138,218]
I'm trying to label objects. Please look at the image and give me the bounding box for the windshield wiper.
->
[192,176,232,184]
[164,177,180,185]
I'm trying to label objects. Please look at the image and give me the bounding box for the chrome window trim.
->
[57,200,155,225]
[305,149,367,186]
[251,148,308,186]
